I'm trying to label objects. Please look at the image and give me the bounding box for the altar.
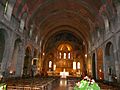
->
[60,69,69,78]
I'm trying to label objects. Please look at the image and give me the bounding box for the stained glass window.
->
[73,62,76,70]
[49,61,52,68]
[64,53,66,59]
[77,62,80,69]
[4,1,9,14]
[59,52,61,59]
[68,52,70,59]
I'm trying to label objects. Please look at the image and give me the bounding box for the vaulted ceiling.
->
[12,0,116,52]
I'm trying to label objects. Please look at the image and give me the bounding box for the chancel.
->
[0,0,120,90]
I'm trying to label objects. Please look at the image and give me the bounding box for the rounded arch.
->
[57,41,73,52]
[97,48,104,80]
[23,46,32,77]
[0,29,9,70]
[43,52,54,75]
[25,46,32,56]
[39,13,90,49]
[9,38,22,74]
[42,30,87,54]
[105,42,113,56]
[56,41,73,60]
[0,28,9,75]
[104,42,116,82]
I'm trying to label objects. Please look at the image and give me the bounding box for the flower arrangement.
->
[74,76,100,90]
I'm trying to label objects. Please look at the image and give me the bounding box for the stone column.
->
[102,46,108,81]
[117,5,120,24]
[1,32,16,75]
[115,50,120,82]
[118,51,120,82]
[15,42,25,77]
[113,34,120,82]
[94,50,98,80]
[0,3,4,14]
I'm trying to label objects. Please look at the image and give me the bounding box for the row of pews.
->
[4,76,60,90]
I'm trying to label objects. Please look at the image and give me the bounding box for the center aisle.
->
[52,79,74,90]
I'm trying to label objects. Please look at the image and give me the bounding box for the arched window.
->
[19,19,25,32]
[73,62,76,70]
[4,0,9,14]
[19,12,28,33]
[102,15,110,34]
[53,64,56,71]
[105,18,109,33]
[59,52,61,59]
[29,25,33,38]
[49,61,52,68]
[4,0,14,20]
[68,52,70,59]
[64,52,66,59]
[77,62,80,69]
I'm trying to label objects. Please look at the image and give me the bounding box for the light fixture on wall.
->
[9,70,13,74]
[85,54,87,58]
[43,52,45,56]
[99,69,102,72]
[37,68,40,70]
